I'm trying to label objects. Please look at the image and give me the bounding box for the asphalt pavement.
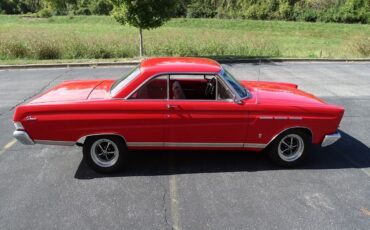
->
[0,62,369,230]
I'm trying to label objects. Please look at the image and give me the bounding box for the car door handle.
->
[167,104,178,110]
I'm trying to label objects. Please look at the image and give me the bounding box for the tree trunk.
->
[139,28,144,57]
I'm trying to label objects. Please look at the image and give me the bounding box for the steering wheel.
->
[204,77,216,97]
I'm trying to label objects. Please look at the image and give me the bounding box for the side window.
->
[129,75,168,99]
[170,75,217,100]
[217,79,233,100]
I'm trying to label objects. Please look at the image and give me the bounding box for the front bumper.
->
[321,131,341,147]
[13,130,35,145]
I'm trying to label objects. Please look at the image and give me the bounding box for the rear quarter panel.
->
[246,102,344,145]
[14,100,166,143]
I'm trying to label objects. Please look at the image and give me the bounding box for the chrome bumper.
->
[13,130,34,145]
[321,131,341,147]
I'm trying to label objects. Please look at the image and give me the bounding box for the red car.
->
[13,57,344,173]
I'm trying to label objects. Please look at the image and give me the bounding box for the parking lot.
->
[0,62,369,229]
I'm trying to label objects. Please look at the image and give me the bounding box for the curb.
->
[0,61,141,70]
[217,58,370,63]
[0,58,369,69]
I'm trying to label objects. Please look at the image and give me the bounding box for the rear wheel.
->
[268,129,311,167]
[83,136,128,173]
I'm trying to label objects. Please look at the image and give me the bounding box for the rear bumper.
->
[321,131,341,147]
[13,130,34,145]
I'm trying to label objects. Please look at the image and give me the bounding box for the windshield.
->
[110,66,141,96]
[220,68,249,98]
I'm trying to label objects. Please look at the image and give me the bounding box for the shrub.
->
[90,0,113,15]
[34,42,61,59]
[0,40,30,58]
[74,7,91,15]
[278,1,293,20]
[186,1,217,18]
[37,8,53,18]
[348,35,370,56]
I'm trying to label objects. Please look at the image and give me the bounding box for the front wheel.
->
[268,130,311,167]
[83,136,128,173]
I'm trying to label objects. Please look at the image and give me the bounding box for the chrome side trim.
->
[289,117,303,120]
[274,116,288,120]
[321,131,341,147]
[165,142,244,148]
[13,130,34,145]
[126,142,266,149]
[259,116,303,120]
[127,142,164,147]
[243,143,267,148]
[260,116,273,120]
[77,133,127,145]
[34,140,75,146]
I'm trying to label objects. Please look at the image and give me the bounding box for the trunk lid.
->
[29,80,113,104]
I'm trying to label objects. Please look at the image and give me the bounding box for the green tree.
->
[43,0,77,15]
[111,0,179,57]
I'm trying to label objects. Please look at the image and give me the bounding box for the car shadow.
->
[74,130,370,179]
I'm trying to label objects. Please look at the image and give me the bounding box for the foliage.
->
[111,0,179,29]
[347,34,370,56]
[90,0,113,15]
[74,7,91,15]
[0,15,369,62]
[36,7,53,17]
[0,0,368,24]
[0,0,42,14]
[184,0,369,23]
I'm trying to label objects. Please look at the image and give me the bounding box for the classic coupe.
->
[13,57,344,173]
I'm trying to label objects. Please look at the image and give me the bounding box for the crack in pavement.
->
[158,179,173,230]
[162,186,172,230]
[0,69,71,118]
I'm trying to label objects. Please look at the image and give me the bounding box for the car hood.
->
[241,80,326,106]
[29,79,114,104]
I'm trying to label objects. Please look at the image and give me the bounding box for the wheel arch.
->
[76,133,127,146]
[265,126,313,149]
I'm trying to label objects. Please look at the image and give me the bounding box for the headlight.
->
[14,122,24,130]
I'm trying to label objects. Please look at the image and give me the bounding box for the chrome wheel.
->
[278,134,304,162]
[90,139,119,168]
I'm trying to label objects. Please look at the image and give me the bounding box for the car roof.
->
[140,57,222,74]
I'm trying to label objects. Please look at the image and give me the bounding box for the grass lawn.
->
[0,15,369,64]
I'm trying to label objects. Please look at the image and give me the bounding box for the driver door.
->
[165,74,247,147]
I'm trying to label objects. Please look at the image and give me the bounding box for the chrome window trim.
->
[216,75,234,101]
[110,65,141,97]
[126,74,169,100]
[124,72,238,102]
[218,68,251,100]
